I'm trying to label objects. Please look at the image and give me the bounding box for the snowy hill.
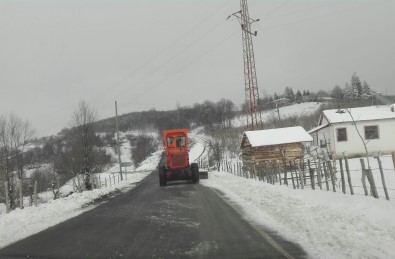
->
[232,102,321,128]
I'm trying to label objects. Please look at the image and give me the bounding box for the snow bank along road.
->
[0,171,306,258]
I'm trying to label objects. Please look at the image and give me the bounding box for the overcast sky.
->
[1,0,394,137]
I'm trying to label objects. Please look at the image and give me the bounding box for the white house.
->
[308,104,395,158]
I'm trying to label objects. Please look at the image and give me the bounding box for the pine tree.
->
[344,82,353,100]
[362,81,374,100]
[351,73,362,99]
[295,90,302,103]
[284,87,295,101]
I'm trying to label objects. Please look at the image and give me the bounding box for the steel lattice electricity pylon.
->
[228,0,263,131]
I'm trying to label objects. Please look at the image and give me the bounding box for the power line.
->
[30,1,234,137]
[118,30,240,111]
[96,19,228,112]
[90,0,232,106]
[257,0,390,32]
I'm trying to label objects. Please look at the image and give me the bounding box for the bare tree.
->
[0,113,35,210]
[9,113,35,179]
[69,101,98,190]
[0,115,12,207]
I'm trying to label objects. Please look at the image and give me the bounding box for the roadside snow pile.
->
[0,171,151,249]
[135,150,162,171]
[202,171,395,259]
[189,133,207,162]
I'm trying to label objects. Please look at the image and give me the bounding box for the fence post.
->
[297,163,304,190]
[300,159,307,185]
[290,171,295,189]
[293,162,299,189]
[4,181,10,213]
[376,157,389,200]
[322,161,329,191]
[360,159,369,196]
[308,160,315,190]
[344,156,354,195]
[282,159,288,186]
[361,159,378,198]
[392,152,395,171]
[327,161,336,192]
[77,174,81,192]
[278,162,282,185]
[19,179,23,209]
[105,177,107,188]
[113,175,116,185]
[339,159,346,194]
[315,158,322,190]
[33,181,38,206]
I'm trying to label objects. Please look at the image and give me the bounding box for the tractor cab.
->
[163,129,189,169]
[166,135,186,149]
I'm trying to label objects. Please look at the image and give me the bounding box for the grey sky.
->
[1,0,394,137]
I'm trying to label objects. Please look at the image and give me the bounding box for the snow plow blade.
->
[199,170,208,179]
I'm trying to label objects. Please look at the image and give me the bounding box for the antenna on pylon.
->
[228,0,263,131]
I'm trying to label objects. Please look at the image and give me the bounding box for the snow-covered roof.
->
[323,105,395,124]
[243,126,313,147]
[308,124,329,134]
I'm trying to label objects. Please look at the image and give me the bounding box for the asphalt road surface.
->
[0,171,306,259]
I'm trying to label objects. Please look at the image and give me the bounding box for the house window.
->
[336,128,347,142]
[365,125,379,140]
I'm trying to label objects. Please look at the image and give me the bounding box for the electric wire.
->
[118,29,240,111]
[30,0,234,136]
[90,0,233,106]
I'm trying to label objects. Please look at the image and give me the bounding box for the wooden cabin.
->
[241,126,313,168]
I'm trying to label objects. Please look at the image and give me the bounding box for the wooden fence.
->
[219,150,395,201]
[2,172,127,214]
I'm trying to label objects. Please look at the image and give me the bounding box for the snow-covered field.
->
[232,102,322,127]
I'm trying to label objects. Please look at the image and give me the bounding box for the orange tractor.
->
[159,129,199,186]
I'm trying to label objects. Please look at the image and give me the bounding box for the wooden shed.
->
[241,126,313,166]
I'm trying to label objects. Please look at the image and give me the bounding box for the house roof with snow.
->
[322,104,395,124]
[241,126,313,148]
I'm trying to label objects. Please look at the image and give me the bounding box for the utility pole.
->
[276,102,281,120]
[228,0,263,131]
[115,101,123,181]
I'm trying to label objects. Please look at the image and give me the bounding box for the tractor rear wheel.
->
[159,165,166,187]
[191,163,199,184]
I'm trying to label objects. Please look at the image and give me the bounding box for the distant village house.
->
[308,104,395,159]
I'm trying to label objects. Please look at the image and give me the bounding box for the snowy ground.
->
[202,171,395,258]
[202,155,395,259]
[0,150,162,249]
